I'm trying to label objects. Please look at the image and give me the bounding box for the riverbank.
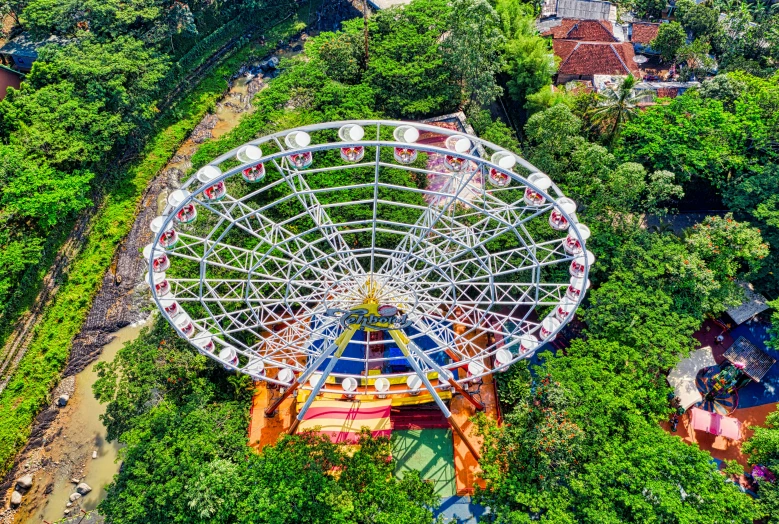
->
[0,4,316,489]
[1,3,360,518]
[11,322,146,524]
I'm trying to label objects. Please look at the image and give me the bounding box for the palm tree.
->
[589,75,650,143]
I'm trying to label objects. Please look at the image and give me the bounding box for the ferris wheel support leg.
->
[287,327,358,434]
[264,381,300,418]
[405,333,486,412]
[388,330,482,460]
[266,328,353,417]
[446,378,486,412]
[447,415,481,461]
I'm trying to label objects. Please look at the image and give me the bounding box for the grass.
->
[0,6,316,476]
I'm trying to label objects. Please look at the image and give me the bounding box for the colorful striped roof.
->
[298,399,392,443]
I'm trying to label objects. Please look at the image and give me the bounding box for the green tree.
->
[475,375,584,517]
[680,2,720,40]
[676,38,715,81]
[571,426,759,523]
[441,0,504,106]
[742,406,779,521]
[615,93,744,187]
[0,81,126,169]
[631,0,667,19]
[309,30,364,85]
[495,0,555,104]
[524,104,584,176]
[96,322,439,524]
[359,0,460,116]
[697,73,747,110]
[0,144,93,228]
[651,21,687,62]
[673,0,696,20]
[685,213,768,280]
[583,278,700,370]
[589,75,647,143]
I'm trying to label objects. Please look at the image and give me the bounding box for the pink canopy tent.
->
[690,407,742,441]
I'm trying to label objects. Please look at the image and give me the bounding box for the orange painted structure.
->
[450,369,501,495]
[662,402,777,468]
[248,371,502,494]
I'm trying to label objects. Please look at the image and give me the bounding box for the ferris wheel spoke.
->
[270,158,365,276]
[407,315,480,363]
[376,165,486,285]
[221,204,355,285]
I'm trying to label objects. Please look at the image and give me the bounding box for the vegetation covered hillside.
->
[1,0,778,520]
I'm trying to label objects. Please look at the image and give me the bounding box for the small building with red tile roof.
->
[542,19,617,41]
[631,22,661,55]
[631,22,660,44]
[554,40,641,83]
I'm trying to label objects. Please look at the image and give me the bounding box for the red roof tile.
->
[543,19,616,42]
[632,22,660,44]
[552,39,579,63]
[656,87,680,98]
[555,41,641,77]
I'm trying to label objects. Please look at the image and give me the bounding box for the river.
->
[25,322,146,524]
[12,30,322,524]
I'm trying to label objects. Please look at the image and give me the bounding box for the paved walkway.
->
[435,495,488,523]
[663,402,777,468]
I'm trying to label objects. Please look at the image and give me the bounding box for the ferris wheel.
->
[144,119,593,428]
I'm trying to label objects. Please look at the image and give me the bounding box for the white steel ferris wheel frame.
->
[146,119,592,415]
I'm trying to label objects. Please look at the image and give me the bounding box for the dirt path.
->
[0,3,360,519]
[0,67,266,524]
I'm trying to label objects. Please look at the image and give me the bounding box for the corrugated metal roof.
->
[0,33,69,58]
[724,336,775,382]
[726,281,770,325]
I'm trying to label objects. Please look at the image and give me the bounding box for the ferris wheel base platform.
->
[296,388,453,407]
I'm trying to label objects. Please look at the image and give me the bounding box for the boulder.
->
[57,394,69,407]
[76,483,92,495]
[92,450,97,459]
[67,502,73,507]
[70,477,80,484]
[64,509,70,515]
[69,492,82,502]
[10,491,22,506]
[16,474,33,490]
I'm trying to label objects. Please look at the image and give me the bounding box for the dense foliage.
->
[1,0,777,520]
[101,1,777,521]
[474,55,773,524]
[0,0,302,477]
[93,321,439,524]
[742,406,779,521]
[0,0,296,323]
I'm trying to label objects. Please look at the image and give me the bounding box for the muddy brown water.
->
[12,40,311,524]
[23,323,144,524]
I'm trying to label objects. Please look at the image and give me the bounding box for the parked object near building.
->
[0,33,68,72]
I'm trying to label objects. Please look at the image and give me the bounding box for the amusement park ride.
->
[143,120,593,466]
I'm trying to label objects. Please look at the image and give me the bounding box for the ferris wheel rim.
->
[147,120,592,392]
